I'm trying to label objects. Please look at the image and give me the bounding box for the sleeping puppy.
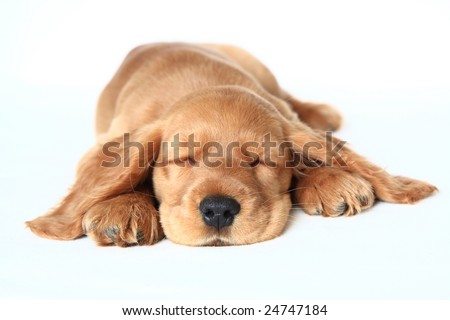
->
[27,43,437,246]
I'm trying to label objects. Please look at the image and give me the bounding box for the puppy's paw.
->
[380,176,437,204]
[294,167,375,217]
[82,193,164,247]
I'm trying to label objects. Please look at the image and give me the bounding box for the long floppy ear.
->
[284,121,437,204]
[26,122,163,240]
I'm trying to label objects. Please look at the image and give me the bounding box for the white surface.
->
[0,0,449,299]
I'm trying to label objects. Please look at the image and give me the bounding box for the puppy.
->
[27,43,436,246]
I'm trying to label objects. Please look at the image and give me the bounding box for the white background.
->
[0,0,449,300]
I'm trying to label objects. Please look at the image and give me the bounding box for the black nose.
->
[199,196,240,230]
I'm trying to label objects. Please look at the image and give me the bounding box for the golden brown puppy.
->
[27,43,437,247]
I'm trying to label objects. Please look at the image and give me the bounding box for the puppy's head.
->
[152,87,294,246]
[27,86,309,246]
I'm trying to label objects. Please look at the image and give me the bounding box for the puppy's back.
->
[96,43,264,139]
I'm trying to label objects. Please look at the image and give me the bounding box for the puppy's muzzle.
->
[199,196,240,230]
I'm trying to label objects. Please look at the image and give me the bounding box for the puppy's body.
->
[97,43,302,140]
[27,43,436,247]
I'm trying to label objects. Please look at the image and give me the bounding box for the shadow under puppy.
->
[27,43,437,246]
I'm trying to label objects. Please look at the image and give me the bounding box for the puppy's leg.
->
[202,45,341,131]
[286,122,437,204]
[82,188,163,247]
[285,95,343,131]
[293,167,375,217]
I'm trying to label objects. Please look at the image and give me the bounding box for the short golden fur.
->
[27,43,437,246]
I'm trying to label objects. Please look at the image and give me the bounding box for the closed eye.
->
[246,157,260,168]
[171,156,197,166]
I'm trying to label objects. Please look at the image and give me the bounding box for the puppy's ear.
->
[26,122,163,240]
[283,121,437,204]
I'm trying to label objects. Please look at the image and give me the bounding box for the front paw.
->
[82,193,164,247]
[295,167,375,217]
[381,176,437,204]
